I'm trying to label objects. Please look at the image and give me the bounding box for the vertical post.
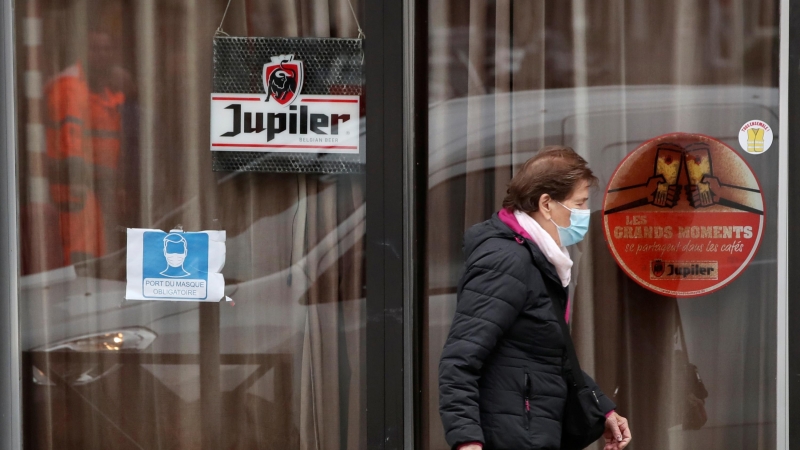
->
[0,0,21,449]
[366,0,406,448]
[273,356,291,444]
[199,303,221,450]
[404,0,427,448]
[783,0,795,448]
[20,354,32,449]
[21,0,58,273]
[181,0,202,225]
[135,0,156,227]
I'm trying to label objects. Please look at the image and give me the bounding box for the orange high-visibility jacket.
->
[46,63,125,264]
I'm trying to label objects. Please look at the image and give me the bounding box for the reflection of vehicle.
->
[21,156,365,446]
[22,85,778,447]
[429,85,779,193]
[425,85,779,445]
[428,84,779,287]
[32,328,156,386]
[21,196,366,350]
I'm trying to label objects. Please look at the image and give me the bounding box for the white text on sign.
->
[144,278,207,299]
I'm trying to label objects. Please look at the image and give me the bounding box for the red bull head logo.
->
[263,54,304,106]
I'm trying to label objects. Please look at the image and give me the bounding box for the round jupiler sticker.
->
[602,133,765,298]
[738,120,773,154]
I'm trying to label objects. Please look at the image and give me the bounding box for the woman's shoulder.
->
[464,215,520,256]
[467,236,536,278]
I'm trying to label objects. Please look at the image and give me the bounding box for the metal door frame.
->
[0,0,22,448]
[365,0,407,448]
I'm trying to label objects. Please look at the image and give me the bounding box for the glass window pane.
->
[16,1,366,448]
[424,1,779,449]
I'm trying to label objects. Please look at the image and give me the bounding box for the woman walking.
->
[439,146,632,450]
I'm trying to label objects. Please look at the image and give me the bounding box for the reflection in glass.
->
[16,0,366,449]
[424,1,778,449]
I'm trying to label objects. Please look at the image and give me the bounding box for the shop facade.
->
[0,0,799,449]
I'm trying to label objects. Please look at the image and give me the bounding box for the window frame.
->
[0,0,22,447]
[365,0,408,448]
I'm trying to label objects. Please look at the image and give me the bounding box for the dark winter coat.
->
[439,212,616,450]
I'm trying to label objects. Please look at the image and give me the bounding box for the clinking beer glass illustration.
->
[685,146,720,208]
[646,145,683,207]
[604,139,764,216]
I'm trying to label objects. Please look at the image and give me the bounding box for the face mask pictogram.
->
[165,253,187,268]
[161,234,191,278]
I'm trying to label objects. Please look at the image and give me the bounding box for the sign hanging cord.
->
[346,0,366,39]
[215,0,363,39]
[215,0,233,37]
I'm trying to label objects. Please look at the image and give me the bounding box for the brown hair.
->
[502,146,598,213]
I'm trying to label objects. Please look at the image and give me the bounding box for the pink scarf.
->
[498,209,573,322]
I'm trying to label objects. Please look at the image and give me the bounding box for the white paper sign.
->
[126,229,227,302]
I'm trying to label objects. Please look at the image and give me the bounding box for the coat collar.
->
[495,209,563,289]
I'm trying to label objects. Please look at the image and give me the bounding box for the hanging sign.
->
[210,54,360,154]
[125,229,228,302]
[602,133,765,297]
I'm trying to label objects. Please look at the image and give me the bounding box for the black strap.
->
[675,301,688,356]
[518,237,588,388]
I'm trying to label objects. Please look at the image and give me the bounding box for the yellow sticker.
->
[738,120,772,155]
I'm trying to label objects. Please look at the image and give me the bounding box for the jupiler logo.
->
[651,259,665,277]
[263,55,304,106]
[211,53,361,154]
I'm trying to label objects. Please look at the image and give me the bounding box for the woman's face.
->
[550,179,590,228]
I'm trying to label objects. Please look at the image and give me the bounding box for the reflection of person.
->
[46,30,132,265]
[576,210,710,446]
[439,146,632,450]
[160,233,190,278]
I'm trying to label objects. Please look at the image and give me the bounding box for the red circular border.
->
[601,132,766,298]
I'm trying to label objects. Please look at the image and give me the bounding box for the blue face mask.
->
[551,202,590,247]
